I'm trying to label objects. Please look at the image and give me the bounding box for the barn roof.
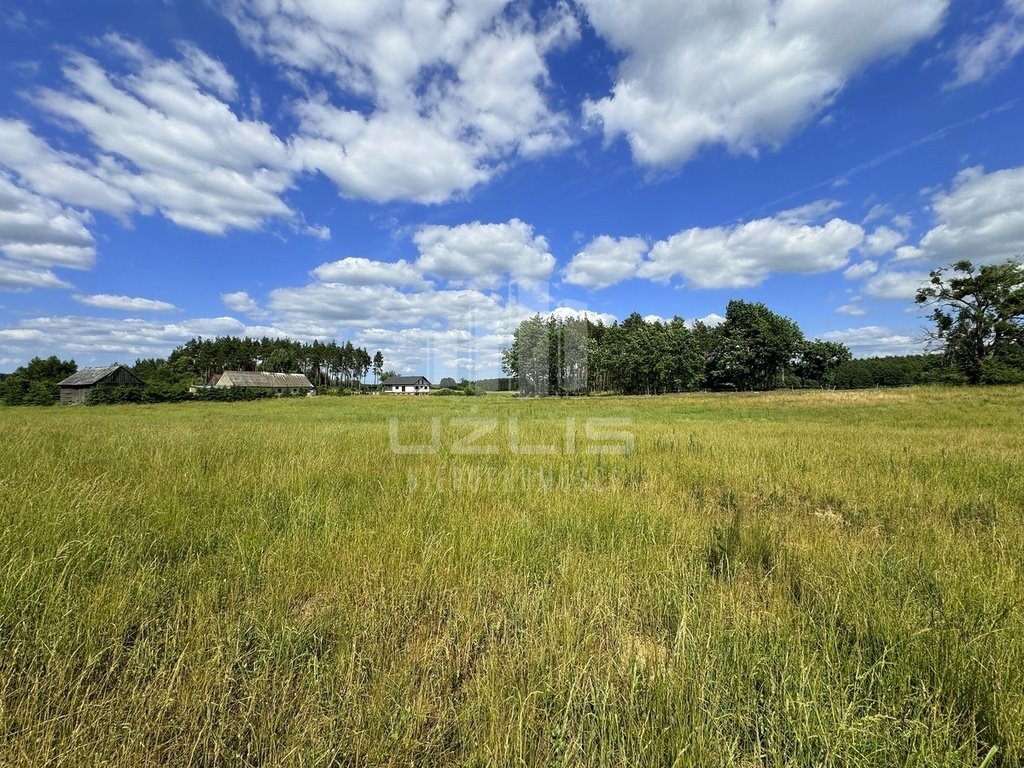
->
[58,365,132,387]
[220,370,314,388]
[382,375,432,386]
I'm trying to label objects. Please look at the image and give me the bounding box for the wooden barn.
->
[214,370,315,395]
[58,365,145,404]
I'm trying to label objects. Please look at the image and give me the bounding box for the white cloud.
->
[355,326,511,379]
[777,199,844,224]
[414,219,555,288]
[562,235,647,289]
[579,0,947,167]
[311,257,429,288]
[844,260,879,280]
[302,224,331,241]
[863,203,892,224]
[221,291,267,318]
[948,0,1024,87]
[640,311,725,328]
[544,306,617,325]
[836,302,867,316]
[73,294,177,312]
[919,165,1024,263]
[0,173,96,270]
[0,119,135,216]
[692,312,726,328]
[224,0,578,203]
[0,315,249,361]
[864,270,930,299]
[269,282,505,327]
[862,226,905,255]
[893,245,926,262]
[639,216,864,288]
[0,261,72,291]
[24,41,298,235]
[820,325,924,357]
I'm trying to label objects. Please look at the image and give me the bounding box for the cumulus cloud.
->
[578,0,947,167]
[0,173,96,270]
[0,120,135,216]
[864,270,930,299]
[9,40,299,236]
[638,216,864,289]
[562,235,647,289]
[836,302,867,316]
[893,245,926,262]
[73,294,178,312]
[269,282,505,327]
[544,306,618,325]
[844,260,879,280]
[221,291,267,318]
[0,315,248,360]
[413,219,555,288]
[820,325,924,357]
[919,165,1024,263]
[862,226,906,256]
[0,261,72,291]
[948,0,1024,87]
[224,0,578,203]
[311,257,429,288]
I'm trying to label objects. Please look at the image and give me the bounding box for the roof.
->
[382,375,432,386]
[218,370,314,388]
[58,365,138,387]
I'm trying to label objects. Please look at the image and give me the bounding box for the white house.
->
[381,375,432,394]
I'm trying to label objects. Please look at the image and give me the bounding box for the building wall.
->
[386,383,429,394]
[60,387,88,404]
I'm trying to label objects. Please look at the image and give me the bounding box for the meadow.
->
[0,387,1022,767]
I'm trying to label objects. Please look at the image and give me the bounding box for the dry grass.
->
[0,386,1022,766]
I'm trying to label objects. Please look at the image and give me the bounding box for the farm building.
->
[215,370,315,395]
[382,375,432,394]
[58,365,146,404]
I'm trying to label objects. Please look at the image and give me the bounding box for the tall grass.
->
[0,387,1021,766]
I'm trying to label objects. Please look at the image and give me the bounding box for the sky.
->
[0,0,1022,379]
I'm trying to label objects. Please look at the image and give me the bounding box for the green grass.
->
[1,387,1022,766]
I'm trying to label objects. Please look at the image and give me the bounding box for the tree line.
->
[137,336,380,391]
[502,300,850,395]
[0,335,384,406]
[502,258,1024,394]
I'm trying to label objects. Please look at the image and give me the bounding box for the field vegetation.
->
[1,388,1022,766]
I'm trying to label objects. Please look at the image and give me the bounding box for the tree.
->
[916,259,1024,384]
[439,377,457,389]
[658,317,703,391]
[706,301,804,390]
[503,315,550,395]
[796,340,852,388]
[0,356,77,406]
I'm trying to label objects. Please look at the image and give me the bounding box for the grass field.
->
[1,387,1022,767]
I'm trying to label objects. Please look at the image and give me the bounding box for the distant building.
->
[215,370,315,395]
[381,375,432,394]
[58,365,145,404]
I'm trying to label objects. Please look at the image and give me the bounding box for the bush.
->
[429,387,463,396]
[86,386,145,405]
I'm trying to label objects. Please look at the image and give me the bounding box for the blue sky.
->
[1,0,1022,378]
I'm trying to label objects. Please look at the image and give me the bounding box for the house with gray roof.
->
[381,375,432,394]
[58,365,145,404]
[215,370,315,395]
